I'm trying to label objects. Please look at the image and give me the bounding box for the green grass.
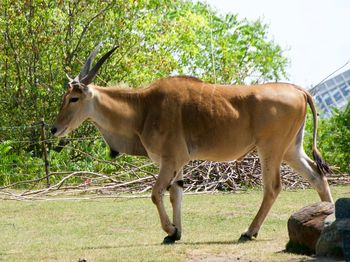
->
[0,186,349,261]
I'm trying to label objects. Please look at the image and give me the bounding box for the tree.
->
[318,102,350,173]
[304,101,350,173]
[0,0,288,131]
[0,0,290,184]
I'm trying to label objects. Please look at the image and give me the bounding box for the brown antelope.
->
[51,44,333,244]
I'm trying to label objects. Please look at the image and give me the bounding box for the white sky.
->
[201,0,350,87]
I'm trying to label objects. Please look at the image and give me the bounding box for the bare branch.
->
[70,5,113,64]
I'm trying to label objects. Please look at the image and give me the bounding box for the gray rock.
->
[343,229,350,262]
[287,198,350,260]
[335,198,350,262]
[335,198,350,219]
[316,219,344,258]
[324,212,335,227]
[315,198,350,261]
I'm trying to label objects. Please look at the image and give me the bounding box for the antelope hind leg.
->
[239,150,283,242]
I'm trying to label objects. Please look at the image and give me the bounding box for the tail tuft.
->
[312,148,333,176]
[302,88,333,176]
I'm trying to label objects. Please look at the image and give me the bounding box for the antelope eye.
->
[69,97,79,103]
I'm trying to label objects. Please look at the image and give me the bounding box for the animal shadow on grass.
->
[83,241,238,250]
[82,237,270,250]
[83,240,240,250]
[179,238,272,246]
[82,243,160,250]
[179,240,239,246]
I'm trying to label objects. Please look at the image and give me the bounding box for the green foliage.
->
[0,0,288,128]
[48,137,157,181]
[304,101,350,173]
[1,0,348,186]
[317,102,350,173]
[0,0,290,186]
[0,141,44,185]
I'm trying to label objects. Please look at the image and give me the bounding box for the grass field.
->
[0,186,349,261]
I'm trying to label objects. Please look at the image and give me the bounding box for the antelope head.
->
[51,43,118,137]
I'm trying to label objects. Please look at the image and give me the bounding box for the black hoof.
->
[162,227,180,245]
[238,232,257,242]
[238,234,252,242]
[162,235,176,245]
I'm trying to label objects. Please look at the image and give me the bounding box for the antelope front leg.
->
[151,160,183,244]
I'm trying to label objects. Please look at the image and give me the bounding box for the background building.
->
[310,69,350,118]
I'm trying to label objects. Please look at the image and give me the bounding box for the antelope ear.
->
[66,73,74,82]
[82,85,94,99]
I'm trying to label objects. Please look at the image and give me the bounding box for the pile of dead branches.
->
[1,152,349,200]
[183,158,305,192]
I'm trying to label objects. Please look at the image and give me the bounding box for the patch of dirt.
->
[187,250,256,262]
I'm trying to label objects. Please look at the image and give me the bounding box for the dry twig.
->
[1,152,349,200]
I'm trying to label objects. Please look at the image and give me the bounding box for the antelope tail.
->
[305,91,332,175]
